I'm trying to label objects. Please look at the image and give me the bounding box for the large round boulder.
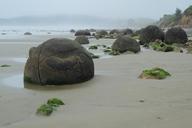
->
[165,27,188,44]
[75,30,91,36]
[24,38,94,85]
[139,25,164,44]
[75,36,89,44]
[112,36,141,53]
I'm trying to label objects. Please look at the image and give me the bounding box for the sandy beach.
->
[0,33,192,128]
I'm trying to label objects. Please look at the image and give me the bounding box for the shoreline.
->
[0,34,192,128]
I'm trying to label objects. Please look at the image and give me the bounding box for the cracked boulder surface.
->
[24,38,94,85]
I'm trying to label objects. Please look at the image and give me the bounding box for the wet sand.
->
[0,34,192,128]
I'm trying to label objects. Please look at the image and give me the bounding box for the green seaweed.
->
[89,45,98,50]
[0,64,11,67]
[47,98,64,107]
[109,50,120,56]
[89,52,100,59]
[149,41,183,53]
[131,35,140,40]
[140,67,171,79]
[36,104,54,116]
[103,47,120,56]
[24,76,33,83]
[36,98,64,116]
[150,42,175,52]
[91,55,100,59]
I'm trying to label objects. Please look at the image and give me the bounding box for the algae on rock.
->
[139,67,171,80]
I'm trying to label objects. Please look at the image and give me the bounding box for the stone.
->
[139,25,164,44]
[24,38,94,85]
[165,27,188,44]
[112,36,141,53]
[75,36,89,44]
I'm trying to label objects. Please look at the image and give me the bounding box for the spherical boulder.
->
[112,36,141,53]
[120,28,133,35]
[109,29,120,35]
[96,30,108,38]
[70,29,75,33]
[75,36,89,44]
[75,30,91,36]
[165,27,188,44]
[139,25,164,44]
[24,38,94,85]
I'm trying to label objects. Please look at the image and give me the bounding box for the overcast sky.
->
[0,0,191,19]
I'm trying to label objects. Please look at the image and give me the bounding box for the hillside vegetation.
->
[157,5,192,28]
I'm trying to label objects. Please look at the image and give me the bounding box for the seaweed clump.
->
[36,98,64,116]
[149,42,174,52]
[139,67,171,80]
[103,47,120,56]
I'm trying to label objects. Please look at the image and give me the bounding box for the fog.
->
[0,0,191,19]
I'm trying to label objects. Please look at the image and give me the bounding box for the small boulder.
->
[96,30,108,38]
[109,29,120,35]
[24,38,94,85]
[120,28,133,35]
[75,30,91,36]
[165,27,188,44]
[112,36,141,53]
[70,29,75,33]
[24,32,32,35]
[75,36,89,44]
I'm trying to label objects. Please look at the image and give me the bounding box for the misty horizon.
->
[0,0,191,20]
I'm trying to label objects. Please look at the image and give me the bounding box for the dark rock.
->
[165,27,188,44]
[112,36,141,53]
[24,32,32,35]
[75,36,89,44]
[89,29,96,32]
[96,30,108,38]
[24,38,94,85]
[120,28,133,35]
[109,29,120,34]
[139,25,164,44]
[70,29,75,33]
[75,30,91,36]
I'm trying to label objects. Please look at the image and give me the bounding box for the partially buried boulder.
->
[165,27,188,44]
[75,36,89,44]
[112,36,141,53]
[139,25,164,44]
[24,38,94,85]
[75,30,91,36]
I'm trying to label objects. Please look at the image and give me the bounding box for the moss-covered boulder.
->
[139,25,164,44]
[24,38,94,85]
[75,36,89,44]
[139,67,171,79]
[75,30,91,36]
[165,27,188,44]
[112,36,141,53]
